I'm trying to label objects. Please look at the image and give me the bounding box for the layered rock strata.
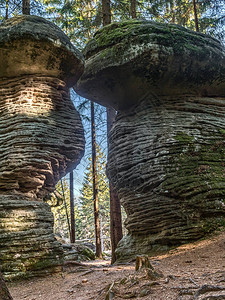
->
[75,20,225,261]
[0,16,85,279]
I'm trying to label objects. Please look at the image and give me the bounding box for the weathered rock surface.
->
[109,96,225,261]
[75,20,225,261]
[0,16,85,279]
[0,76,84,199]
[0,195,64,279]
[75,19,225,110]
[0,15,83,85]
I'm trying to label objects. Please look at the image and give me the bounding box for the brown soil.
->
[9,230,225,300]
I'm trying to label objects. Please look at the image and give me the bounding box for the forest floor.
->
[9,230,225,300]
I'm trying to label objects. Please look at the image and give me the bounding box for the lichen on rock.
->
[75,19,225,110]
[0,15,85,279]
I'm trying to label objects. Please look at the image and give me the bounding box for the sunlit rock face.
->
[0,15,85,279]
[75,20,225,261]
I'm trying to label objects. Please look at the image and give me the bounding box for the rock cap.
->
[75,19,225,110]
[0,15,84,86]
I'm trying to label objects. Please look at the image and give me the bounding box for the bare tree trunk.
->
[107,108,123,264]
[102,0,111,26]
[130,0,137,18]
[100,214,104,253]
[193,0,199,32]
[91,101,102,258]
[102,0,123,263]
[61,179,71,239]
[0,271,13,300]
[70,172,75,243]
[5,0,9,19]
[109,183,123,263]
[171,0,175,23]
[22,0,30,15]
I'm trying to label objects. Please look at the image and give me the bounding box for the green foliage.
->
[40,0,103,49]
[136,0,225,39]
[78,144,110,250]
[0,0,45,20]
[47,145,111,250]
[0,0,224,43]
[201,217,225,234]
[48,178,83,241]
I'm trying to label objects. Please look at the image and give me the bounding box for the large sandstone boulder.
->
[75,19,225,109]
[75,20,225,261]
[0,15,85,279]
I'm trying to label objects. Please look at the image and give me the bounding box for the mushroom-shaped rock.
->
[0,15,85,279]
[75,19,225,110]
[0,15,83,85]
[75,20,225,262]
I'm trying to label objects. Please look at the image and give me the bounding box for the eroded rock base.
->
[0,75,85,278]
[107,95,225,261]
[0,195,63,280]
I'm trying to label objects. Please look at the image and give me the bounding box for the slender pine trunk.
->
[61,179,71,239]
[70,172,75,243]
[0,271,13,300]
[109,183,123,263]
[130,0,137,18]
[5,0,9,19]
[193,0,199,32]
[107,108,123,264]
[171,0,175,23]
[91,102,102,258]
[102,0,111,26]
[22,0,30,15]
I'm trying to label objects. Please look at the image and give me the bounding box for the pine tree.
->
[130,0,137,18]
[70,171,75,243]
[137,0,225,39]
[91,101,102,258]
[47,178,82,241]
[22,0,30,14]
[79,145,110,251]
[193,0,199,31]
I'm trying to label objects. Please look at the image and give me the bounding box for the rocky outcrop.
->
[75,20,225,110]
[109,96,225,261]
[75,20,225,261]
[0,15,85,279]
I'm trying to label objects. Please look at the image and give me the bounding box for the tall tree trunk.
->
[193,0,199,32]
[22,0,30,15]
[107,109,123,263]
[0,271,13,300]
[91,101,102,258]
[109,182,123,263]
[171,0,175,23]
[70,172,75,243]
[102,0,123,264]
[107,108,123,264]
[5,0,9,19]
[61,179,71,239]
[130,0,137,18]
[102,0,111,26]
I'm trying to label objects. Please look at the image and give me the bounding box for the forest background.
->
[0,0,225,253]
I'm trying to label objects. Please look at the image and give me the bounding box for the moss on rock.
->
[75,20,225,110]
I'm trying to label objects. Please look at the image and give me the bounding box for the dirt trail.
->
[9,230,225,299]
